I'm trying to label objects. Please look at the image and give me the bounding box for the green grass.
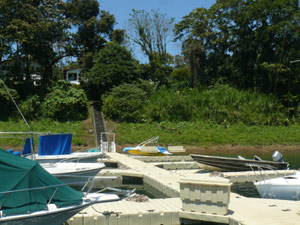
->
[109,121,300,146]
[2,118,300,150]
[0,119,86,148]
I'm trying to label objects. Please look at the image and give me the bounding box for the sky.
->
[99,0,216,62]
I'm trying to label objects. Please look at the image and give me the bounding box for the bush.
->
[102,83,147,122]
[19,95,42,120]
[0,83,19,120]
[144,87,193,122]
[144,84,289,125]
[41,81,88,121]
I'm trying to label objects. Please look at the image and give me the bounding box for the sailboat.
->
[0,149,120,225]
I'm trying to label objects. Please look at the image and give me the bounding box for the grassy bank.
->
[108,121,300,146]
[1,118,300,150]
[0,119,94,149]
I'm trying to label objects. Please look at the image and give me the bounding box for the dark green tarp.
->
[0,149,83,216]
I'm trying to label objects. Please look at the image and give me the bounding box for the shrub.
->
[144,84,289,125]
[41,81,88,121]
[144,87,193,122]
[19,95,42,120]
[102,83,147,122]
[0,83,19,120]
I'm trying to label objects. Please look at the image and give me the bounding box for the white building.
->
[64,67,81,85]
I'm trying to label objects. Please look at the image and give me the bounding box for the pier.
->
[67,153,299,225]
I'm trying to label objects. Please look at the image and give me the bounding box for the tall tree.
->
[83,42,139,99]
[64,0,125,73]
[174,8,214,87]
[175,0,300,96]
[128,9,175,63]
[0,0,70,84]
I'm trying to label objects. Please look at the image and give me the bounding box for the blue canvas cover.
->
[38,134,72,155]
[23,138,34,155]
[0,149,83,216]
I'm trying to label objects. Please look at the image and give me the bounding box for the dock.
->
[68,153,299,225]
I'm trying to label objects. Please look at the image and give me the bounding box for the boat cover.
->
[0,149,83,216]
[38,134,72,155]
[23,137,34,155]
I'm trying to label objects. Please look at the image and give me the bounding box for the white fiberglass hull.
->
[0,193,119,225]
[255,171,300,200]
[41,162,105,184]
[26,152,102,163]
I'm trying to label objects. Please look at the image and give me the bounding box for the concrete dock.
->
[67,153,299,225]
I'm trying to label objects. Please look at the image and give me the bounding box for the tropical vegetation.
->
[0,0,300,147]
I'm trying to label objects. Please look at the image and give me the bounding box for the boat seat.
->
[140,146,158,153]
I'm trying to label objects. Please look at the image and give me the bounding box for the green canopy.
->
[0,149,83,216]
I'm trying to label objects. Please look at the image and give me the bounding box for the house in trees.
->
[0,58,42,86]
[63,67,81,85]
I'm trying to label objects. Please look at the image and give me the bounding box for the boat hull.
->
[26,152,102,163]
[0,205,85,225]
[191,154,288,172]
[126,149,169,156]
[41,162,105,184]
[0,193,119,225]
[255,172,300,200]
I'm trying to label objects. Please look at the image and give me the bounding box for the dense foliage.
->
[103,84,290,125]
[1,0,300,125]
[174,0,300,98]
[83,42,140,98]
[41,81,88,121]
[102,83,147,122]
[0,83,19,119]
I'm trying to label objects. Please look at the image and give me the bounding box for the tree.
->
[64,0,125,73]
[128,9,175,64]
[83,42,139,99]
[174,0,300,96]
[0,0,70,84]
[174,8,214,87]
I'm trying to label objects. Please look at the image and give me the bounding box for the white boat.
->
[0,132,103,163]
[27,151,103,163]
[40,162,105,184]
[0,191,119,225]
[0,149,120,225]
[24,133,102,163]
[254,171,300,200]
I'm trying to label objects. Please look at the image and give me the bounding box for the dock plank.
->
[68,153,300,225]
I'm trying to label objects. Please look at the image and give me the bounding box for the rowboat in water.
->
[190,151,289,172]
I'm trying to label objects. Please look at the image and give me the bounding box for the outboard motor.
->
[272,151,284,162]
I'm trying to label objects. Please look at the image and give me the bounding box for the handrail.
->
[137,136,159,147]
[0,176,119,210]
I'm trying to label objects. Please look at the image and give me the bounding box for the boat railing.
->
[250,165,287,183]
[0,176,120,212]
[0,131,64,155]
[137,136,159,147]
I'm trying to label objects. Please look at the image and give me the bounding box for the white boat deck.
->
[68,153,300,225]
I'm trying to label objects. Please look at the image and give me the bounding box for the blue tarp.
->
[23,138,34,155]
[38,134,72,155]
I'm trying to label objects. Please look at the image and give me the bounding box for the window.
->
[68,73,78,81]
